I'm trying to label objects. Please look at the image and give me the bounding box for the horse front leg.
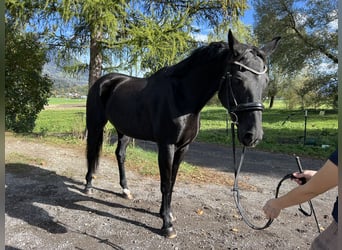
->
[158,143,177,238]
[169,144,189,218]
[115,133,133,199]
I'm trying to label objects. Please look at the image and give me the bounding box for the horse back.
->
[99,73,199,144]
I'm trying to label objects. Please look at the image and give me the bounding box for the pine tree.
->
[6,0,248,87]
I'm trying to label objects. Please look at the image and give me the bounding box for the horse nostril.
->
[242,132,261,147]
[243,132,253,146]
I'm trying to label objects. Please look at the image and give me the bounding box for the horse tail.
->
[86,77,109,174]
[86,74,124,175]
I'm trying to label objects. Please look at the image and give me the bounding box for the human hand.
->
[292,170,317,185]
[263,199,281,219]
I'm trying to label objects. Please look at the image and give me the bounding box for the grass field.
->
[33,98,338,159]
[198,106,337,158]
[47,97,87,105]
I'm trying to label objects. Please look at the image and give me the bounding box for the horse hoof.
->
[163,227,177,239]
[122,189,133,200]
[84,187,93,195]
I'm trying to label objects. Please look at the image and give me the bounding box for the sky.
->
[241,3,255,26]
[192,3,255,42]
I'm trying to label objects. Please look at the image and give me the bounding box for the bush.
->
[5,22,53,133]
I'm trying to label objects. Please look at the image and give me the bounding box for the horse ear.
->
[228,29,240,52]
[260,37,281,56]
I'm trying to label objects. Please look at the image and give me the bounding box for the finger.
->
[292,178,302,185]
[263,205,273,219]
[292,172,303,178]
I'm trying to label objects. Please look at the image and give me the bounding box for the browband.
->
[233,61,268,75]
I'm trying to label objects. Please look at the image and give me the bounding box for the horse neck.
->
[178,61,229,113]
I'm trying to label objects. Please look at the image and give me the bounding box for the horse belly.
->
[106,97,155,141]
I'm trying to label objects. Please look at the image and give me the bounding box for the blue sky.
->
[237,0,255,25]
[192,3,255,42]
[241,2,255,26]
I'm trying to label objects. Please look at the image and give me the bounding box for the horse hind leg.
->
[115,133,133,199]
[85,126,105,194]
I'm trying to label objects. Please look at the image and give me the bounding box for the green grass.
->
[34,108,86,139]
[47,97,86,105]
[32,98,337,160]
[198,105,337,159]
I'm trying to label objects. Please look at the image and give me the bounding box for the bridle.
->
[222,54,274,230]
[223,50,266,123]
[223,53,320,232]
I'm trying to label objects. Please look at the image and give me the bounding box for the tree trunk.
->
[269,96,274,108]
[88,30,103,88]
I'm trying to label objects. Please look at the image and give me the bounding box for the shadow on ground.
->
[108,137,325,178]
[5,163,161,249]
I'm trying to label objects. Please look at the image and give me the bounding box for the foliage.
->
[252,0,338,108]
[142,0,247,25]
[5,21,53,133]
[207,18,256,46]
[5,0,249,87]
[114,8,194,75]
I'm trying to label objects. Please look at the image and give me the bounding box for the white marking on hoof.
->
[84,187,93,195]
[123,188,133,200]
[164,227,177,239]
[170,213,176,222]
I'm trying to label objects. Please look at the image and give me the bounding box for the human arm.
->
[263,159,338,219]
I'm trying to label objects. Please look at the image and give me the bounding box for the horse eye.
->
[235,65,243,72]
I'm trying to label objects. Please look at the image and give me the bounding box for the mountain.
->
[43,62,88,86]
[43,62,89,96]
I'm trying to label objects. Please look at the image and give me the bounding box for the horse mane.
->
[164,42,230,77]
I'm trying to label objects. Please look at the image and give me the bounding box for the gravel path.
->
[5,135,337,249]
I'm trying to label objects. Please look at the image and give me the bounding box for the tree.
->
[252,0,338,108]
[5,21,53,132]
[6,0,248,87]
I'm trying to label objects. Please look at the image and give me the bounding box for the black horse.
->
[85,30,280,238]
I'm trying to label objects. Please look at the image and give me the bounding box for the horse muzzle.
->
[237,111,264,147]
[239,129,263,147]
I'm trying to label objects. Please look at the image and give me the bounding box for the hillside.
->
[43,63,89,96]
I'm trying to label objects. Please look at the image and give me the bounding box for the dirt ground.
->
[5,134,337,250]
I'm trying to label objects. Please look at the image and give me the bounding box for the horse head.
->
[219,30,280,147]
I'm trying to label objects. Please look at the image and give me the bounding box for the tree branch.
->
[283,2,338,63]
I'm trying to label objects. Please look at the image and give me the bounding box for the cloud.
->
[191,33,208,42]
[328,19,338,31]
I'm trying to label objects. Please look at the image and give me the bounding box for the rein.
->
[224,59,320,232]
[231,127,274,230]
[231,134,320,232]
[222,58,273,229]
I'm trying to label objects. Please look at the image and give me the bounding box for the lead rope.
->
[294,156,321,233]
[231,123,273,230]
[231,122,321,232]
